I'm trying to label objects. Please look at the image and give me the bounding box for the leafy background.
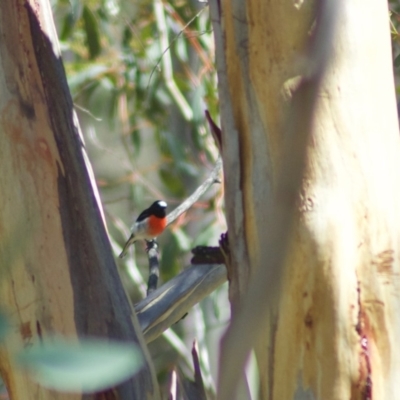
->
[52,0,228,397]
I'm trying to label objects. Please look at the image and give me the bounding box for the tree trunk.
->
[211,0,400,399]
[0,1,159,399]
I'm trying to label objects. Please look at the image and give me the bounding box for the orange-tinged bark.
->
[211,0,400,399]
[0,1,159,399]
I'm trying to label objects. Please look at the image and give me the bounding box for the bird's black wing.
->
[136,207,151,222]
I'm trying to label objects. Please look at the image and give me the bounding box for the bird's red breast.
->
[147,215,167,236]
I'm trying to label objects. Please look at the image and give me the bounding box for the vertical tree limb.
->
[0,1,159,398]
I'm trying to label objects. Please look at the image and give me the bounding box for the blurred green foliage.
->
[53,0,224,272]
[51,0,227,395]
[390,1,400,96]
[17,337,143,393]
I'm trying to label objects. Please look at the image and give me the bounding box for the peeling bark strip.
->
[360,336,372,400]
[0,1,159,398]
[209,0,251,309]
[356,282,372,400]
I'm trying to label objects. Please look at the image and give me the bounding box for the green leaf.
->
[177,160,198,177]
[130,128,142,154]
[159,168,185,197]
[175,38,188,63]
[17,337,143,393]
[82,6,101,59]
[67,64,109,93]
[68,0,82,16]
[60,14,77,41]
[87,77,116,119]
[160,235,181,280]
[60,0,83,41]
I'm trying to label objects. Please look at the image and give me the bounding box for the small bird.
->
[119,200,168,258]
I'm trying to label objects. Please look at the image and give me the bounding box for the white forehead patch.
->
[157,200,167,208]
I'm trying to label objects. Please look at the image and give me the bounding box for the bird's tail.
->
[119,234,135,258]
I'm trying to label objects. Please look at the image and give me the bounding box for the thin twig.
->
[166,156,222,225]
[148,5,207,91]
[152,0,194,120]
[73,104,102,121]
[191,340,207,399]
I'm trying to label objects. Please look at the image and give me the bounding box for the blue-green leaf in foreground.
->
[16,337,143,393]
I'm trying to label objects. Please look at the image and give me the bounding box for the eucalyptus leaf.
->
[61,0,83,40]
[82,6,101,59]
[67,64,109,93]
[69,0,82,17]
[159,168,185,197]
[17,337,143,393]
[175,38,188,63]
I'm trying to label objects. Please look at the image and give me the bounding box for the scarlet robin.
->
[119,200,167,258]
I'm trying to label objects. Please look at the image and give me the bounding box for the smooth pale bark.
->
[211,0,400,399]
[0,1,159,399]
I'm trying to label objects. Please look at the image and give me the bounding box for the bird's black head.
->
[136,200,167,222]
[148,200,167,218]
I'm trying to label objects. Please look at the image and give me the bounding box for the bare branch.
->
[152,0,193,121]
[148,6,207,92]
[135,263,227,343]
[166,156,222,225]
